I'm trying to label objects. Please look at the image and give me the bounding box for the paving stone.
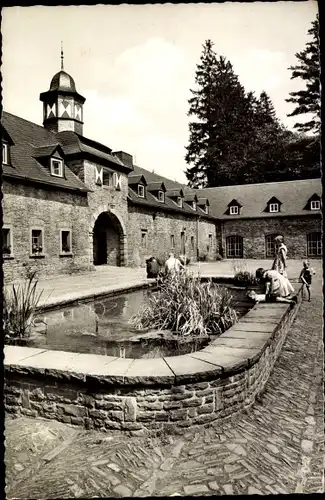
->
[223,484,234,495]
[248,486,263,494]
[301,439,314,454]
[208,481,219,491]
[113,484,133,497]
[183,484,210,495]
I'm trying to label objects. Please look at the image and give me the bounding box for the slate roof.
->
[128,165,215,219]
[199,179,322,219]
[1,112,89,193]
[56,131,132,172]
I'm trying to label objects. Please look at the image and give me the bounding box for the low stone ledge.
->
[4,285,303,434]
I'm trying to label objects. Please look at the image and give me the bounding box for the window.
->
[103,169,111,186]
[50,158,63,177]
[2,227,12,256]
[177,197,183,208]
[265,234,277,258]
[138,185,145,198]
[191,236,194,250]
[158,191,165,202]
[141,230,147,248]
[181,232,185,254]
[229,205,239,215]
[170,234,175,249]
[208,234,213,250]
[204,205,209,214]
[192,201,196,210]
[112,172,122,190]
[2,143,9,165]
[307,232,322,257]
[31,229,43,254]
[269,203,279,213]
[311,200,320,210]
[226,235,243,258]
[61,230,72,253]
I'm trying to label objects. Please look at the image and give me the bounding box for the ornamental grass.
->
[130,271,237,337]
[3,271,43,340]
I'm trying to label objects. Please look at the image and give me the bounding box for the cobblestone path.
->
[5,275,324,498]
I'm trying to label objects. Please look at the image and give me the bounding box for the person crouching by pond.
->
[146,257,160,279]
[249,267,297,305]
[272,235,288,277]
[299,260,315,302]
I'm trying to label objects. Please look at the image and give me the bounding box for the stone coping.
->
[4,286,302,387]
[36,280,155,312]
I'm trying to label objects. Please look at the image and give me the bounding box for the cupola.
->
[39,45,86,135]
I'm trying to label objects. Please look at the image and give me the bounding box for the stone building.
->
[1,64,322,283]
[199,180,322,260]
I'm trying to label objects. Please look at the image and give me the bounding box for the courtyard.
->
[4,259,324,498]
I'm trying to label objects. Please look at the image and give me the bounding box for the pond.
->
[29,285,254,359]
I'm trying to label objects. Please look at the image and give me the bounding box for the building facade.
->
[1,65,322,283]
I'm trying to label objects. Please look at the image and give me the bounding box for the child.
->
[299,260,315,301]
[247,289,297,305]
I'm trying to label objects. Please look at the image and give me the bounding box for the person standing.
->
[272,235,288,277]
[299,260,315,301]
[165,253,184,276]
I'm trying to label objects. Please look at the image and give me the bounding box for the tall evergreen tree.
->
[286,15,320,134]
[185,40,253,187]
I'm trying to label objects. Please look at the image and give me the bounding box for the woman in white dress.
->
[272,235,288,277]
[255,268,295,302]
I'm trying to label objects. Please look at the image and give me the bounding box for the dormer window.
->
[230,205,239,215]
[138,185,145,198]
[204,205,209,214]
[269,203,279,213]
[158,190,165,203]
[311,200,320,210]
[192,201,196,210]
[177,197,183,208]
[50,158,63,177]
[2,143,9,165]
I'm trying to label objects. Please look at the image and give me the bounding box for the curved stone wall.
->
[4,288,302,435]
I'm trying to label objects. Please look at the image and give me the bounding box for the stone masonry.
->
[4,286,302,435]
[220,215,321,259]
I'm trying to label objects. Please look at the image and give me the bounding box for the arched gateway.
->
[90,209,127,267]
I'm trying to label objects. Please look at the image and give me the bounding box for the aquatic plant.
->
[232,261,258,287]
[3,271,43,341]
[130,270,237,337]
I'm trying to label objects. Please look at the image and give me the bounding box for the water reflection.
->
[31,286,253,358]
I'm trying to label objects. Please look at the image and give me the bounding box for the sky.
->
[2,1,318,183]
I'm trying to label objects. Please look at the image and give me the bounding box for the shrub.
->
[215,253,223,261]
[3,271,43,341]
[198,252,208,262]
[130,271,238,337]
[232,261,258,287]
[179,255,190,266]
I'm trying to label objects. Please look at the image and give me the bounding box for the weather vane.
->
[61,41,64,70]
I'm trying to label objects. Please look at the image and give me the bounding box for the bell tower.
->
[40,45,86,135]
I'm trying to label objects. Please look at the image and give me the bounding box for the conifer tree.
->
[286,15,320,134]
[185,40,253,187]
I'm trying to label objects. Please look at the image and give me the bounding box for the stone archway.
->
[90,207,127,267]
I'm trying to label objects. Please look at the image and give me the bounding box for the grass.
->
[3,271,43,341]
[130,270,238,337]
[232,261,259,287]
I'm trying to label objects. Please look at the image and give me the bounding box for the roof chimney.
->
[113,151,133,169]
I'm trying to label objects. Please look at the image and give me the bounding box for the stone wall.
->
[220,216,322,259]
[4,286,302,436]
[2,180,90,283]
[127,204,217,267]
